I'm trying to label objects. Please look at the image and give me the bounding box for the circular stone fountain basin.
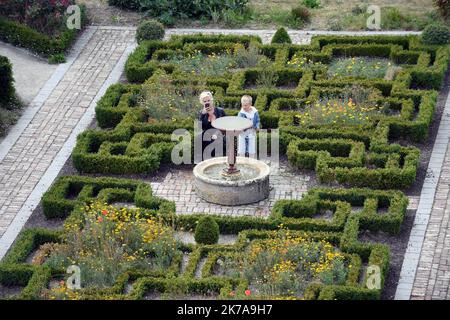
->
[193,157,270,206]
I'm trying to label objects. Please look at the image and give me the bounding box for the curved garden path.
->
[0,27,447,301]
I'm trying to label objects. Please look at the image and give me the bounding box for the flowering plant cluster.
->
[223,228,348,298]
[294,98,378,126]
[43,201,180,290]
[138,71,205,122]
[287,54,324,69]
[328,57,392,79]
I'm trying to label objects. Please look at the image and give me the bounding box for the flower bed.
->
[0,176,407,299]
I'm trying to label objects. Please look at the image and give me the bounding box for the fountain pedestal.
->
[193,116,270,206]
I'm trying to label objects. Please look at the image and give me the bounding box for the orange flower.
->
[97,216,103,223]
[229,291,235,297]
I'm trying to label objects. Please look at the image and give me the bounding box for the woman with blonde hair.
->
[198,91,226,159]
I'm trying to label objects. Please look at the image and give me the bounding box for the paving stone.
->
[0,27,135,242]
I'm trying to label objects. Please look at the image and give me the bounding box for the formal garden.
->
[1,16,450,299]
[0,0,450,302]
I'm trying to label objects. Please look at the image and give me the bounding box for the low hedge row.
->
[41,175,172,219]
[0,7,87,57]
[2,175,408,300]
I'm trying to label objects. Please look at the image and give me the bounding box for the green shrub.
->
[271,27,292,44]
[48,54,66,64]
[422,23,450,45]
[157,12,176,27]
[0,55,15,104]
[301,0,321,9]
[136,20,165,43]
[291,5,311,25]
[195,217,220,245]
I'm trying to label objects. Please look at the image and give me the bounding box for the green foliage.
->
[328,57,392,79]
[0,55,15,105]
[48,53,66,64]
[301,0,321,9]
[195,217,220,245]
[138,71,202,120]
[422,23,450,45]
[0,55,21,136]
[3,175,408,299]
[136,20,165,43]
[271,27,292,44]
[380,7,436,31]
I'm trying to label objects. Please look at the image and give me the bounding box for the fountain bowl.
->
[193,157,270,206]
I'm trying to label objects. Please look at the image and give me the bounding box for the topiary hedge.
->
[195,216,220,245]
[2,175,407,300]
[271,27,292,44]
[422,23,450,45]
[136,20,165,44]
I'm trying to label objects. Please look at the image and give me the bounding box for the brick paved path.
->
[410,143,450,299]
[396,81,450,300]
[150,160,310,218]
[0,27,136,249]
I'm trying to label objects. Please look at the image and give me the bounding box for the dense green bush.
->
[195,217,220,245]
[422,23,450,45]
[0,56,14,105]
[301,0,321,9]
[0,55,20,136]
[136,20,165,43]
[271,27,292,44]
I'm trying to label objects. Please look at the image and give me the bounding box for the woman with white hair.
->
[198,91,226,159]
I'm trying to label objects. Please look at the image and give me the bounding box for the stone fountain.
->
[193,116,270,206]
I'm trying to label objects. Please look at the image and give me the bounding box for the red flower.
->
[101,210,108,216]
[97,216,103,222]
[245,290,251,296]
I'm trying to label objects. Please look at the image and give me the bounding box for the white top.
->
[239,107,258,123]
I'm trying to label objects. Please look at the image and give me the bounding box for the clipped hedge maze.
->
[66,33,450,189]
[0,176,409,300]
